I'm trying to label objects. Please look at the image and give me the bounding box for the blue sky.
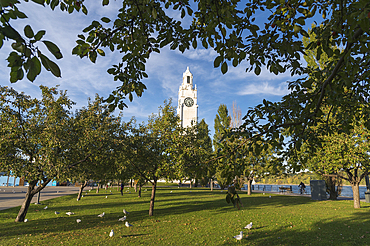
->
[0,1,295,137]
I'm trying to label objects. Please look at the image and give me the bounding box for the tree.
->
[67,95,121,201]
[213,104,231,189]
[0,85,118,221]
[0,85,74,222]
[120,99,182,216]
[301,119,370,208]
[175,119,213,188]
[3,0,368,116]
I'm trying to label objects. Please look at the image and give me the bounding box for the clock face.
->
[184,97,194,107]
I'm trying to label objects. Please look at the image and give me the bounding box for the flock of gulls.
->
[20,188,135,238]
[36,206,134,238]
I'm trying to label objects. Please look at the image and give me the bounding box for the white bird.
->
[123,209,129,215]
[24,219,28,222]
[269,195,271,198]
[109,229,114,237]
[44,206,48,210]
[12,190,15,193]
[125,221,133,227]
[98,212,105,218]
[55,211,60,215]
[66,212,74,216]
[76,219,81,223]
[170,191,172,193]
[244,222,253,230]
[118,216,127,221]
[233,231,243,241]
[82,195,84,198]
[105,196,108,198]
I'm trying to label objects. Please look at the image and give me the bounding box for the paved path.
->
[0,186,366,211]
[0,186,80,211]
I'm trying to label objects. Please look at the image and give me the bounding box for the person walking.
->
[120,182,124,196]
[298,182,306,194]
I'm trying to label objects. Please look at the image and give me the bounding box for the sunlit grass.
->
[1,187,370,245]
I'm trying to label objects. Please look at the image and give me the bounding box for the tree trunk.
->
[6,175,10,187]
[189,179,192,189]
[247,179,252,195]
[138,185,142,198]
[15,179,51,222]
[210,179,213,191]
[352,183,361,209]
[96,183,100,193]
[77,181,88,201]
[149,180,157,216]
[134,181,137,193]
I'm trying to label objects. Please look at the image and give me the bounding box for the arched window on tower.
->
[187,76,190,83]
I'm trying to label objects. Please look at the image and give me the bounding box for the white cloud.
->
[237,82,290,96]
[182,49,218,62]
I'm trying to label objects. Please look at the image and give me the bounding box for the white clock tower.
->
[177,67,198,128]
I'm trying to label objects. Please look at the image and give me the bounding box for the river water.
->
[243,184,369,199]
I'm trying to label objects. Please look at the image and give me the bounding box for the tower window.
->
[187,76,190,83]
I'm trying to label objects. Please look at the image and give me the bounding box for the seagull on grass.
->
[109,229,114,237]
[54,211,60,215]
[233,231,243,241]
[66,212,75,216]
[24,219,28,222]
[244,222,253,230]
[123,209,129,215]
[118,216,127,221]
[125,221,133,227]
[44,206,48,210]
[98,212,105,218]
[76,219,81,223]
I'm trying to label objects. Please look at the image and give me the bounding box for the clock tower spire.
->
[177,67,198,128]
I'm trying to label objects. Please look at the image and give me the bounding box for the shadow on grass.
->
[218,209,370,245]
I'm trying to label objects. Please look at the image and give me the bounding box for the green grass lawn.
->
[1,187,370,245]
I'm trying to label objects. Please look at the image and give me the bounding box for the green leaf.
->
[31,0,45,6]
[254,66,261,75]
[221,62,228,74]
[82,5,88,14]
[50,0,59,10]
[89,50,97,63]
[39,53,62,77]
[101,17,110,23]
[102,0,109,6]
[24,25,34,38]
[181,8,185,18]
[214,56,222,68]
[3,26,23,41]
[42,40,63,59]
[97,49,105,56]
[47,59,61,77]
[192,39,197,49]
[26,56,41,81]
[34,30,46,41]
[152,8,157,19]
[82,25,94,33]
